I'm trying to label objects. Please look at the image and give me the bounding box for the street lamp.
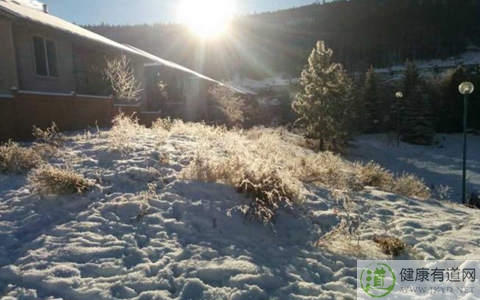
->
[395,91,404,147]
[458,81,475,203]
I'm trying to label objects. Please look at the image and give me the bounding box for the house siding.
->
[12,21,76,93]
[0,16,18,94]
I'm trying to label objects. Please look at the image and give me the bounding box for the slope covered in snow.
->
[0,121,479,299]
[348,134,480,203]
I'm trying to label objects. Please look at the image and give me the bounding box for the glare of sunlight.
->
[177,0,236,39]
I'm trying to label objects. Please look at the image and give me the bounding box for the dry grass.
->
[32,122,64,146]
[152,117,174,132]
[391,173,431,199]
[179,126,305,223]
[0,141,42,173]
[355,161,431,199]
[28,164,93,195]
[356,162,394,188]
[109,113,149,153]
[162,120,432,221]
[373,235,408,257]
[182,151,302,223]
[105,116,431,222]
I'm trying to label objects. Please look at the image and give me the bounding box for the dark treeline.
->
[86,0,480,79]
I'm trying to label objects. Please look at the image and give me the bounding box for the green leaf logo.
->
[360,263,396,298]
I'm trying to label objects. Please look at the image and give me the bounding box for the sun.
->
[177,0,235,39]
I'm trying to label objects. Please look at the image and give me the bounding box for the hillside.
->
[0,117,479,299]
[86,0,480,79]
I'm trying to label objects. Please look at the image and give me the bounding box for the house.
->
[0,0,154,98]
[0,0,247,140]
[0,0,228,103]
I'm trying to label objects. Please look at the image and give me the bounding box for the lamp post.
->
[458,81,475,203]
[395,91,404,147]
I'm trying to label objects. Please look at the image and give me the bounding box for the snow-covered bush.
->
[104,55,142,101]
[180,127,305,223]
[356,161,394,189]
[207,85,259,128]
[109,113,147,153]
[0,141,42,173]
[353,161,431,200]
[28,164,93,194]
[183,151,302,224]
[298,151,362,191]
[152,117,175,132]
[392,173,431,200]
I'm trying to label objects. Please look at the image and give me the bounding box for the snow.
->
[228,76,298,93]
[347,134,480,202]
[375,51,480,76]
[8,0,44,11]
[0,129,479,299]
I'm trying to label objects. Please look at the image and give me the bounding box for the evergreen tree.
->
[361,65,382,133]
[292,41,354,151]
[401,61,435,145]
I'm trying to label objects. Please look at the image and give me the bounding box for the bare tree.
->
[104,55,142,101]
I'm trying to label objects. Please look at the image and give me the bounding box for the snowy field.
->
[347,134,480,203]
[0,124,479,299]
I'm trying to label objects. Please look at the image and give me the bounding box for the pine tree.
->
[401,61,435,145]
[361,65,382,133]
[292,41,355,151]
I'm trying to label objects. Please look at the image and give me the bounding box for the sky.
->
[41,0,317,25]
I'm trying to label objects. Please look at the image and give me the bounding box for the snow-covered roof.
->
[127,45,225,86]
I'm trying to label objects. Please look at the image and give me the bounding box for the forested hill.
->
[86,0,480,79]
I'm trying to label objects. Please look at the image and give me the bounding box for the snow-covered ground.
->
[228,76,298,93]
[375,50,480,75]
[0,128,479,299]
[347,134,480,202]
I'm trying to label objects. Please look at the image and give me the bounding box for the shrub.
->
[109,113,147,153]
[28,165,93,194]
[152,117,174,132]
[181,137,304,224]
[356,162,394,188]
[373,235,408,257]
[0,141,42,173]
[177,121,430,224]
[207,85,257,128]
[104,55,142,101]
[353,162,430,200]
[297,152,362,191]
[392,173,431,199]
[237,170,297,223]
[32,122,64,146]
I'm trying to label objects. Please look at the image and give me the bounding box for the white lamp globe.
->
[459,82,475,95]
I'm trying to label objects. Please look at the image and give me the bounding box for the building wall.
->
[72,43,111,96]
[12,21,76,93]
[0,16,18,94]
[0,91,114,141]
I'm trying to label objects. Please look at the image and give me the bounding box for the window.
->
[33,36,58,77]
